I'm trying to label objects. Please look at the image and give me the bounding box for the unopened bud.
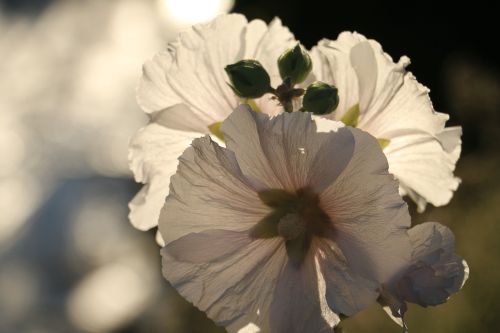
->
[225,60,271,98]
[302,82,339,115]
[278,44,312,84]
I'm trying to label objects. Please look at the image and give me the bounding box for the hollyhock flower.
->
[311,34,462,212]
[159,106,413,332]
[130,13,461,232]
[129,14,295,230]
[379,222,469,330]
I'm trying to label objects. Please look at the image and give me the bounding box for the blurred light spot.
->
[70,196,127,265]
[0,174,42,246]
[0,261,39,322]
[67,262,153,332]
[158,0,233,26]
[0,127,26,177]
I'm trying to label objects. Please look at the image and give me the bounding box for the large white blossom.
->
[130,13,461,232]
[159,107,468,332]
[159,106,413,332]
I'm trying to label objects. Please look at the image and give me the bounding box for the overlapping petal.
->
[221,105,355,192]
[137,13,295,122]
[380,222,469,328]
[320,126,412,284]
[128,117,201,230]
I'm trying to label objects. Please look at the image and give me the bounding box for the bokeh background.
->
[0,0,499,332]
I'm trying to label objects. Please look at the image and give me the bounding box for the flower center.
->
[251,187,331,265]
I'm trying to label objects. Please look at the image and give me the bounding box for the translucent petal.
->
[158,135,268,244]
[128,122,200,230]
[137,14,295,123]
[162,232,286,333]
[221,105,355,193]
[320,127,412,284]
[314,31,461,210]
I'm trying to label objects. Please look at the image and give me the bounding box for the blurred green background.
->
[0,0,498,332]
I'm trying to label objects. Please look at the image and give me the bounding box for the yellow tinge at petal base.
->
[341,103,390,149]
[208,122,224,141]
[340,104,360,127]
[377,138,390,149]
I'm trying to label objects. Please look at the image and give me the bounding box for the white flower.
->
[129,14,295,230]
[379,222,469,330]
[159,106,413,332]
[310,34,462,212]
[130,13,461,232]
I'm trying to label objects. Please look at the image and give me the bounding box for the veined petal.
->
[386,128,461,212]
[128,122,201,230]
[221,105,355,192]
[320,127,412,284]
[162,231,286,333]
[158,135,268,244]
[159,107,418,332]
[311,37,360,120]
[381,222,469,326]
[316,238,379,316]
[406,222,469,298]
[137,14,295,124]
[270,245,340,333]
[152,103,211,134]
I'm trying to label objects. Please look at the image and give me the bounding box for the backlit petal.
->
[162,231,286,333]
[320,127,412,284]
[158,135,268,244]
[314,31,461,210]
[137,14,295,124]
[128,122,200,230]
[221,106,355,192]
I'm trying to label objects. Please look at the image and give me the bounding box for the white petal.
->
[152,103,211,134]
[312,35,361,120]
[162,233,286,333]
[165,229,253,263]
[320,127,412,284]
[409,222,455,261]
[128,122,201,230]
[269,247,340,333]
[221,106,355,192]
[386,128,461,212]
[158,135,268,244]
[349,41,378,111]
[316,238,379,316]
[406,222,469,300]
[381,222,468,324]
[137,14,295,124]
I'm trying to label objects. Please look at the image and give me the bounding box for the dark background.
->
[1,0,499,332]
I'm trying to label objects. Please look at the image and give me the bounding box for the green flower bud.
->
[225,60,271,98]
[302,82,339,115]
[278,44,312,84]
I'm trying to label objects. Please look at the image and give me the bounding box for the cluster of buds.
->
[225,44,339,115]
